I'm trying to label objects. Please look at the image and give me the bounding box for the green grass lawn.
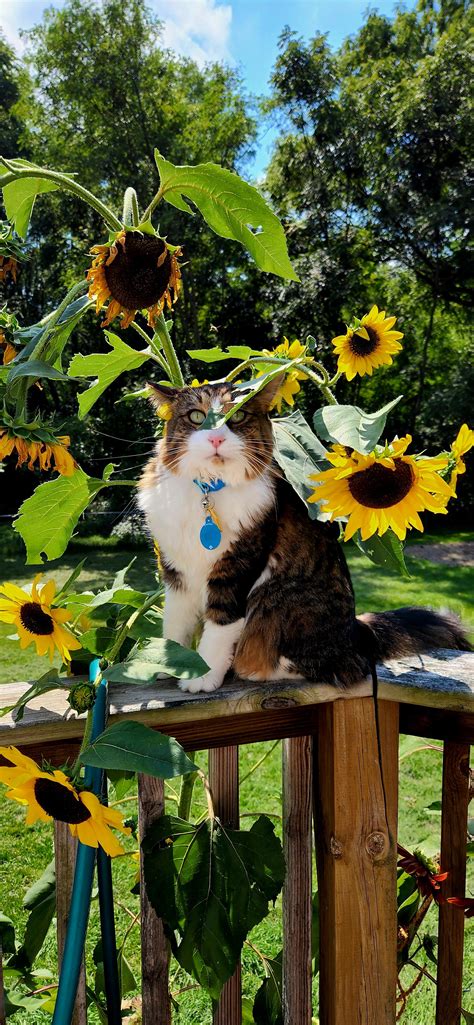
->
[0,531,472,1022]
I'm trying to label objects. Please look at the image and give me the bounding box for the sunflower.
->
[87,229,182,330]
[308,435,454,541]
[0,430,76,475]
[0,330,18,364]
[0,256,18,283]
[0,575,82,662]
[0,747,130,857]
[260,337,307,414]
[332,306,403,381]
[449,423,474,493]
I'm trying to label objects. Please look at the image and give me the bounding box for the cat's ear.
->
[244,373,285,412]
[147,382,181,417]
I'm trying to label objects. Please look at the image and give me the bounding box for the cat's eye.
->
[188,409,206,425]
[229,409,246,424]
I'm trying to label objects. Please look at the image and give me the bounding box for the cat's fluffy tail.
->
[357,607,471,661]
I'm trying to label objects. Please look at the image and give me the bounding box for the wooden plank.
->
[400,705,474,744]
[1,650,473,758]
[282,736,313,1025]
[313,698,399,1025]
[138,775,171,1025]
[208,747,241,1025]
[54,822,87,1025]
[436,742,471,1025]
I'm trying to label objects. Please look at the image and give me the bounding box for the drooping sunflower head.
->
[0,748,131,857]
[308,435,454,541]
[0,575,82,662]
[87,229,182,330]
[0,329,18,365]
[332,306,404,381]
[259,337,308,413]
[0,256,18,284]
[0,425,76,475]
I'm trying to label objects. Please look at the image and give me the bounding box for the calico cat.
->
[138,378,469,693]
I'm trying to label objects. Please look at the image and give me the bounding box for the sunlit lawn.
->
[0,529,472,1022]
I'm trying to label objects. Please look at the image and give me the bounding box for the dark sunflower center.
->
[348,458,414,508]
[34,779,91,824]
[349,326,379,356]
[20,601,54,635]
[105,232,172,310]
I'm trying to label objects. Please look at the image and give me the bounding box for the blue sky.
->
[2,0,415,173]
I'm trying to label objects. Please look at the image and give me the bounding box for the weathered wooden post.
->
[209,746,241,1025]
[138,774,171,1025]
[282,735,313,1024]
[313,697,399,1025]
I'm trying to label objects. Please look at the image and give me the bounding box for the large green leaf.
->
[313,396,403,454]
[7,359,74,384]
[353,529,410,577]
[81,721,197,778]
[187,345,260,364]
[13,466,111,564]
[105,637,209,683]
[9,861,56,971]
[272,410,329,519]
[253,953,283,1025]
[0,914,16,955]
[68,331,150,417]
[143,814,285,1000]
[10,294,92,370]
[155,152,299,281]
[3,176,59,237]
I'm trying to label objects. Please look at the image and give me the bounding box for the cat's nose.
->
[210,435,224,449]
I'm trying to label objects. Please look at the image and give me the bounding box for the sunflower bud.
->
[68,682,96,713]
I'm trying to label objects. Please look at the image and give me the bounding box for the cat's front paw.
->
[178,674,223,694]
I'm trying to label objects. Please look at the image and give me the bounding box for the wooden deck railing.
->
[1,648,473,1025]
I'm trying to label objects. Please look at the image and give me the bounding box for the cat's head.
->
[148,377,282,485]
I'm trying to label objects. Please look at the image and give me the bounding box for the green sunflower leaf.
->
[143,813,285,1000]
[68,331,151,417]
[187,345,259,363]
[353,529,410,577]
[2,176,59,238]
[80,721,197,778]
[105,636,209,683]
[155,152,299,281]
[9,861,56,971]
[313,396,403,455]
[13,466,112,564]
[272,410,329,519]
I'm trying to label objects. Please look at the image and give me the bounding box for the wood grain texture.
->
[282,736,313,1025]
[1,651,473,761]
[54,822,87,1025]
[208,747,242,1025]
[436,742,471,1025]
[314,698,399,1025]
[138,775,171,1025]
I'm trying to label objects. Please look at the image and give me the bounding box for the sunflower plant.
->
[0,147,472,1020]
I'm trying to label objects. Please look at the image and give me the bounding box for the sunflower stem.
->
[70,706,95,781]
[178,757,198,820]
[153,314,184,386]
[106,587,164,665]
[0,160,122,231]
[122,187,140,228]
[302,365,338,404]
[131,321,171,376]
[140,185,164,224]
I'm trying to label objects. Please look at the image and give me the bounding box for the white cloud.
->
[154,0,233,66]
[1,0,233,65]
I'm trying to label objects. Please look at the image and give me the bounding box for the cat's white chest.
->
[138,469,274,598]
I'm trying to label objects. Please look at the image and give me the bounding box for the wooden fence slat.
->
[436,741,471,1025]
[282,736,313,1025]
[208,746,241,1025]
[54,821,87,1025]
[138,774,171,1025]
[313,697,399,1025]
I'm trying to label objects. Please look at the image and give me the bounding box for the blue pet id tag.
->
[200,515,222,550]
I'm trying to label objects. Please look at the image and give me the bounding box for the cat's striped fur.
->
[138,380,469,693]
